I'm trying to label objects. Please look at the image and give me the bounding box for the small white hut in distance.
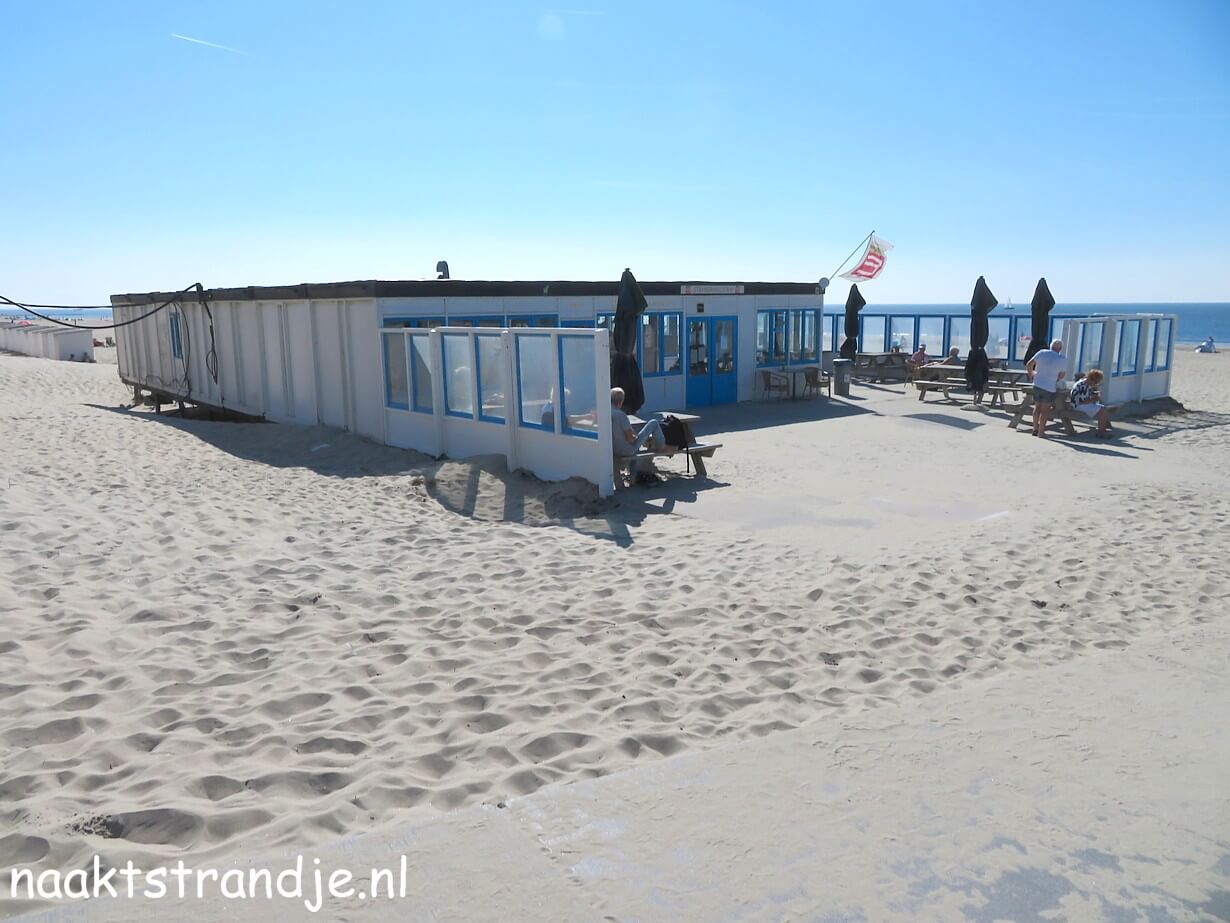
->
[110,278,825,494]
[0,320,95,361]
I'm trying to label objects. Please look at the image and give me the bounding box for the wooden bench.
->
[615,442,723,482]
[855,353,909,383]
[915,378,1022,407]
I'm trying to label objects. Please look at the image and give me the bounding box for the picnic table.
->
[620,411,720,479]
[1007,389,1083,435]
[913,364,1029,407]
[854,352,909,382]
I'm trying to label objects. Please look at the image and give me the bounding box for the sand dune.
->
[1,349,1228,917]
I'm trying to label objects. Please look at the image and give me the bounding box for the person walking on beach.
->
[1026,339,1066,437]
[1069,369,1119,438]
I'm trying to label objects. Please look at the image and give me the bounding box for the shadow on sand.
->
[690,396,875,437]
[83,402,726,547]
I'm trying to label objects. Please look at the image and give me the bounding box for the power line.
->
[0,283,201,330]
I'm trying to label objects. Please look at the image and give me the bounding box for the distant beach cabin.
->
[0,320,94,361]
[110,279,826,494]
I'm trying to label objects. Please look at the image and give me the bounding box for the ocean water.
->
[3,303,1227,345]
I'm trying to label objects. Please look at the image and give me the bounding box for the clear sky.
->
[2,0,1227,306]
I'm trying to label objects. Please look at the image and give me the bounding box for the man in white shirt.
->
[1026,339,1067,438]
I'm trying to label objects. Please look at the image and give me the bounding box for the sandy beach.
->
[2,348,1227,919]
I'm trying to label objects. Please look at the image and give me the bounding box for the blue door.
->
[686,316,738,407]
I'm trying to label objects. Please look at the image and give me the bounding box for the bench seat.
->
[614,442,723,480]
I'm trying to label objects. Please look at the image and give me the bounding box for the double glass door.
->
[685,316,737,406]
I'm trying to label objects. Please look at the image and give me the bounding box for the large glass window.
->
[1081,321,1104,371]
[508,314,558,328]
[756,312,771,365]
[788,313,804,361]
[559,336,598,439]
[948,317,971,357]
[661,314,681,373]
[823,315,837,353]
[1142,319,1157,372]
[517,335,553,429]
[986,317,1010,360]
[382,332,409,409]
[476,334,505,423]
[1011,316,1033,362]
[861,315,886,353]
[1115,319,1140,376]
[442,333,473,417]
[918,317,945,356]
[771,310,788,363]
[1154,319,1172,371]
[757,309,820,365]
[409,333,433,413]
[385,316,444,329]
[799,311,817,361]
[889,316,914,353]
[641,314,659,375]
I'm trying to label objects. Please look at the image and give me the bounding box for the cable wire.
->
[0,283,202,330]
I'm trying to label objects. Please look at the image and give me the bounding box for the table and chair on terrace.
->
[758,365,832,400]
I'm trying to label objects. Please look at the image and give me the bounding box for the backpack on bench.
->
[658,414,689,450]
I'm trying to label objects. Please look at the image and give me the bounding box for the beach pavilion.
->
[111,278,829,495]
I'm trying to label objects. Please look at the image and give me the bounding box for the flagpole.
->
[828,230,874,283]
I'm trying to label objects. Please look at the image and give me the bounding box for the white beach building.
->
[110,279,826,495]
[0,320,95,361]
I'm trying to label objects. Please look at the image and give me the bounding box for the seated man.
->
[908,344,928,366]
[1069,369,1119,438]
[926,347,961,366]
[610,387,674,485]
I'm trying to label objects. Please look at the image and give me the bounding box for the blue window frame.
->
[169,312,183,359]
[408,333,433,413]
[639,312,682,376]
[559,319,591,328]
[557,335,598,439]
[474,333,506,424]
[449,315,504,329]
[441,333,475,418]
[1153,319,1172,371]
[757,309,821,366]
[1113,319,1141,377]
[382,332,409,410]
[384,316,444,328]
[507,313,559,328]
[516,335,553,430]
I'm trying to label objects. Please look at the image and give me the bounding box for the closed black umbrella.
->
[1023,278,1055,362]
[611,268,647,414]
[839,284,865,360]
[964,276,998,395]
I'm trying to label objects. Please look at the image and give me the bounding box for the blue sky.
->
[2,0,1227,305]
